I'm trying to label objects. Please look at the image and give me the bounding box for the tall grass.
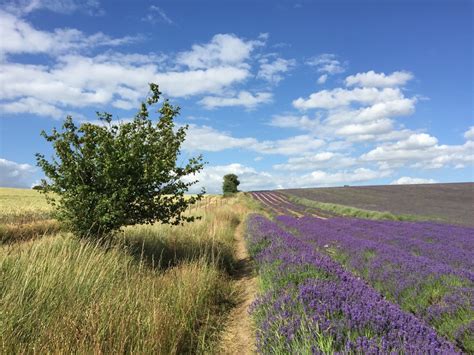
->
[0,193,252,353]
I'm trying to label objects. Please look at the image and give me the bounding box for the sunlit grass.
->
[0,189,255,353]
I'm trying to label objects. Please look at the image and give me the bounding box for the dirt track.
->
[217,218,257,354]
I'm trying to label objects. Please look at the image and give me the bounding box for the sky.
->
[0,0,473,193]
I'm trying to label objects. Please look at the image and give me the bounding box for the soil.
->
[282,182,474,226]
[217,218,257,355]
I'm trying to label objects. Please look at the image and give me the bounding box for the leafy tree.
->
[36,83,205,240]
[222,174,240,195]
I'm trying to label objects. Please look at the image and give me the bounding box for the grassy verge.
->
[284,193,437,221]
[0,193,253,353]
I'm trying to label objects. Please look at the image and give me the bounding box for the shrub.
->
[36,83,204,240]
[222,174,240,195]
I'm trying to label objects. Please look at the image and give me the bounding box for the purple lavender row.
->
[276,215,474,351]
[302,217,473,271]
[246,214,458,354]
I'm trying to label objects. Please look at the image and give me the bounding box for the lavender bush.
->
[276,215,474,352]
[247,214,458,354]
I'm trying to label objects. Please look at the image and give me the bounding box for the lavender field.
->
[248,191,474,353]
[282,183,474,226]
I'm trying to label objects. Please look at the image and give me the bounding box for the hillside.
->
[280,182,474,226]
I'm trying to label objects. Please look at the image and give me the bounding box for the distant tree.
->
[31,185,43,191]
[222,174,240,195]
[36,83,205,240]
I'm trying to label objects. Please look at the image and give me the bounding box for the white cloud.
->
[391,176,437,185]
[142,5,173,25]
[0,14,268,118]
[273,152,357,171]
[0,97,64,118]
[184,124,324,156]
[0,25,269,117]
[256,135,324,156]
[270,114,320,131]
[0,10,136,58]
[464,126,474,140]
[296,167,391,187]
[317,74,327,84]
[187,163,391,194]
[362,133,473,169]
[2,0,102,15]
[186,163,275,194]
[199,91,272,109]
[176,33,262,70]
[306,53,346,74]
[288,76,420,143]
[326,98,416,125]
[0,158,37,188]
[293,87,405,110]
[184,125,258,152]
[345,70,413,88]
[335,119,394,137]
[257,57,296,84]
[155,66,249,97]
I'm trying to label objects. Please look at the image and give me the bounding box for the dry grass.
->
[0,189,255,353]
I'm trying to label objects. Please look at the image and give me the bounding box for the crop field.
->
[248,190,473,353]
[2,186,473,354]
[0,188,255,353]
[280,182,474,226]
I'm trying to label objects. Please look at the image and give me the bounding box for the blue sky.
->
[0,0,473,193]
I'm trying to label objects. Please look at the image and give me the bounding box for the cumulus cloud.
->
[186,163,275,194]
[0,10,136,58]
[362,133,473,169]
[184,124,324,156]
[0,158,37,188]
[296,168,391,187]
[345,70,413,88]
[293,87,405,110]
[289,75,419,143]
[0,97,64,118]
[176,33,263,70]
[257,57,296,84]
[273,152,357,171]
[256,135,325,156]
[187,163,391,194]
[184,125,258,152]
[464,126,474,140]
[391,176,437,185]
[0,17,266,118]
[199,91,272,109]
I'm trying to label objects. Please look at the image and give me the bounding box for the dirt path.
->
[217,219,258,355]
